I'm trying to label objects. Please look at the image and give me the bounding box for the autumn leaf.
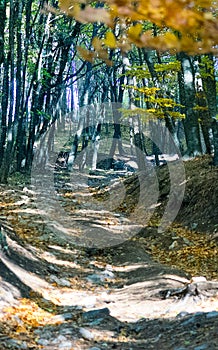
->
[77,46,95,63]
[59,0,73,12]
[104,32,117,49]
[75,6,112,26]
[58,0,79,16]
[92,37,103,51]
[127,23,143,41]
[162,32,180,49]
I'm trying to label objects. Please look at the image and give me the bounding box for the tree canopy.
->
[0,0,217,183]
[57,0,218,54]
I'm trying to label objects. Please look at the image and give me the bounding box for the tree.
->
[0,0,217,183]
[56,0,217,163]
[0,0,84,181]
[177,53,202,156]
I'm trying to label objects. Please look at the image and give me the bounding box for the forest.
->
[0,0,218,349]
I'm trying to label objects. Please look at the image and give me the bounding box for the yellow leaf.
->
[128,23,142,41]
[104,32,117,49]
[163,32,179,49]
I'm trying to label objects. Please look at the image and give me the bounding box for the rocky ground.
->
[0,155,218,349]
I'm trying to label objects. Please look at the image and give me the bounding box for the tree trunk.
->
[201,54,217,120]
[177,53,202,156]
[109,66,125,159]
[212,119,218,166]
[109,103,125,159]
[0,53,9,169]
[0,0,6,65]
[0,0,15,182]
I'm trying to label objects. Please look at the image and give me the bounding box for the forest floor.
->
[0,155,218,349]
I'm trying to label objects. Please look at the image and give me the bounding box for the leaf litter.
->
[0,155,218,349]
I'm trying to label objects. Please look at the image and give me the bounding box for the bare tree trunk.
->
[0,0,16,182]
[212,119,218,166]
[0,0,6,65]
[0,54,9,169]
[177,53,202,156]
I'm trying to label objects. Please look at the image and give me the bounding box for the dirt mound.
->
[176,156,218,235]
[119,155,218,236]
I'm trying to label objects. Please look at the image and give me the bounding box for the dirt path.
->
[0,162,218,349]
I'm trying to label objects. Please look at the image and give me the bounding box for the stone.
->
[82,308,110,322]
[58,341,73,349]
[86,274,105,284]
[58,278,71,287]
[176,311,190,318]
[51,335,67,344]
[51,313,74,322]
[37,338,49,346]
[49,275,71,287]
[181,316,196,326]
[194,344,209,350]
[100,269,115,279]
[79,327,94,340]
[206,311,218,318]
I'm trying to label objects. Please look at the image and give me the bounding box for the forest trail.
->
[0,155,218,349]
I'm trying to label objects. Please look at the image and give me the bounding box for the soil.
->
[0,154,218,349]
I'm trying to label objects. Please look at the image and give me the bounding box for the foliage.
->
[58,0,218,54]
[198,55,218,80]
[121,60,185,120]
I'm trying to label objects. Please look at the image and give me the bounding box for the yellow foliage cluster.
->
[58,0,217,54]
[5,299,58,330]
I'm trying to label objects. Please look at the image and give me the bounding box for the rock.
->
[49,275,71,287]
[37,338,49,346]
[51,335,67,344]
[22,187,35,195]
[50,313,74,323]
[100,269,115,279]
[86,274,105,284]
[194,344,209,350]
[206,311,218,318]
[79,327,94,340]
[48,265,60,273]
[194,312,205,317]
[82,308,110,322]
[21,342,28,349]
[129,324,144,334]
[4,339,28,349]
[169,240,179,250]
[58,341,73,349]
[191,222,198,230]
[183,237,193,246]
[86,269,115,284]
[113,160,126,171]
[176,311,190,318]
[181,316,196,326]
[58,278,71,287]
